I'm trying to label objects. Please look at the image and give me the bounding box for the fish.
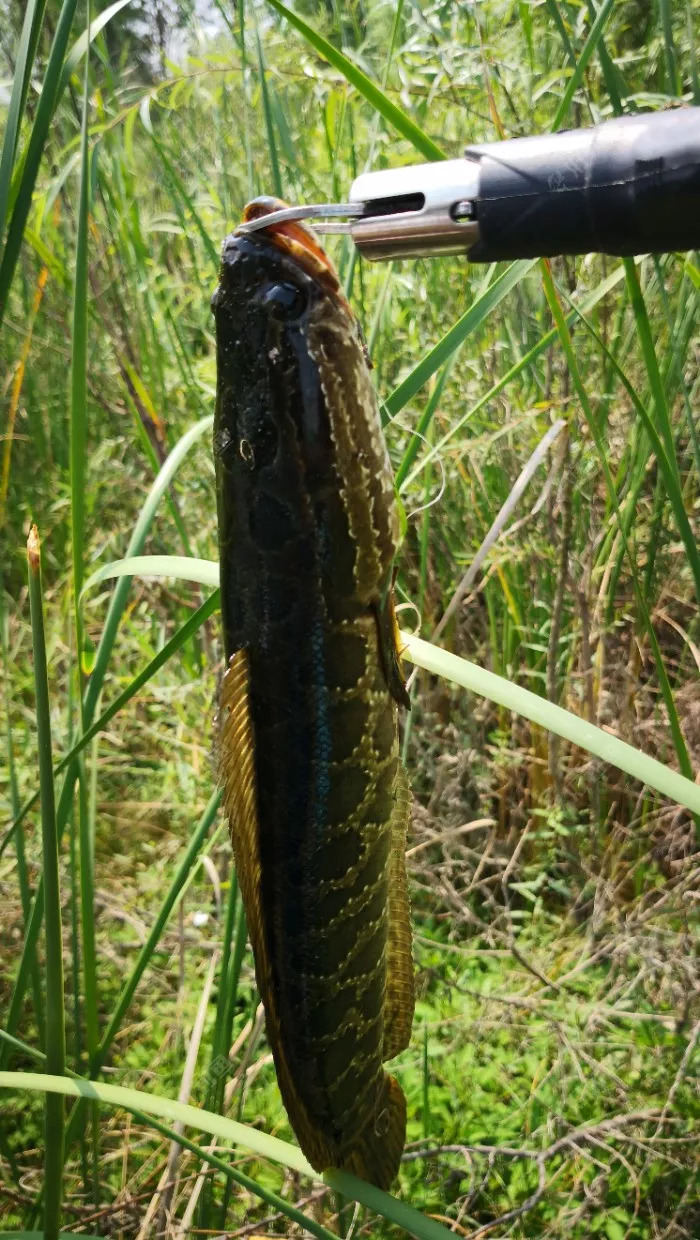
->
[211,196,414,1190]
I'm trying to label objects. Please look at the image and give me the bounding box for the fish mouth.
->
[238,197,350,311]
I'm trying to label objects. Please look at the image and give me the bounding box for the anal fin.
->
[218,650,265,976]
[374,578,411,710]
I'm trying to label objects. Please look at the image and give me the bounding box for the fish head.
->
[212,195,349,348]
[211,198,356,481]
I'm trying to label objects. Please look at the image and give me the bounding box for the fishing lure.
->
[212,197,414,1189]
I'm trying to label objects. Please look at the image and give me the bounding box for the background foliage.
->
[0,0,698,1237]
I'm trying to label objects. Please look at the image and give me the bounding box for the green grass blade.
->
[199,873,241,1229]
[658,0,680,94]
[0,418,214,1058]
[540,263,694,786]
[421,1024,430,1138]
[688,1,700,103]
[403,263,626,489]
[385,260,535,424]
[27,529,65,1240]
[223,902,248,1083]
[543,0,576,66]
[202,876,238,1116]
[567,295,700,606]
[141,119,219,269]
[82,555,220,595]
[394,356,455,490]
[264,0,444,161]
[256,30,283,199]
[82,414,214,723]
[58,0,132,94]
[121,379,194,557]
[551,0,615,130]
[623,259,681,481]
[111,1111,337,1240]
[0,0,79,334]
[1,592,219,861]
[1,606,45,1043]
[0,1034,337,1240]
[583,0,624,113]
[70,13,90,667]
[75,552,700,815]
[67,780,83,1079]
[0,0,134,335]
[70,36,100,1187]
[401,632,700,816]
[654,259,699,477]
[0,0,47,247]
[0,1074,457,1240]
[217,898,247,1150]
[78,756,99,1202]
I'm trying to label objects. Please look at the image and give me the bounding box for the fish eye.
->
[263,282,308,321]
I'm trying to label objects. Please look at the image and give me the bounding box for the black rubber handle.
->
[465,108,700,261]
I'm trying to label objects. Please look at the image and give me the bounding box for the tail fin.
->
[339,1073,407,1191]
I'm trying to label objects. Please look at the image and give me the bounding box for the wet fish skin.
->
[213,218,413,1189]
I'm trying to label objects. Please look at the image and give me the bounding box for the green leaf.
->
[27,529,65,1238]
[386,260,535,426]
[58,0,132,93]
[0,0,47,247]
[0,1073,457,1240]
[604,1222,627,1240]
[400,263,626,490]
[76,551,700,816]
[551,0,615,130]
[0,0,132,335]
[540,262,694,789]
[0,1031,337,1240]
[400,631,700,816]
[0,0,79,334]
[658,0,680,94]
[256,28,283,198]
[70,16,90,659]
[82,555,220,598]
[264,0,444,162]
[568,294,700,607]
[0,416,214,1062]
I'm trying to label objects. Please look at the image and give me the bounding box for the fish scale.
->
[213,200,414,1188]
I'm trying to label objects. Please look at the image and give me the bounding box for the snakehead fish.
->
[212,197,414,1189]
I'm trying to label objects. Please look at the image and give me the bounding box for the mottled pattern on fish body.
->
[212,215,414,1189]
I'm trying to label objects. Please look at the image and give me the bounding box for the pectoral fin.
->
[374,576,410,710]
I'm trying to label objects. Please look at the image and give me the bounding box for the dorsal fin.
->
[382,763,415,1061]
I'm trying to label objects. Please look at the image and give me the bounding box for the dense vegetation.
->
[1,0,698,1237]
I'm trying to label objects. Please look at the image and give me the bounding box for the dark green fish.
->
[212,197,414,1189]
